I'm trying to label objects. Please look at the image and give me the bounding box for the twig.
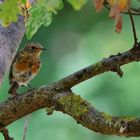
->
[103,2,140,15]
[22,114,31,140]
[130,7,140,13]
[128,9,138,48]
[1,128,13,140]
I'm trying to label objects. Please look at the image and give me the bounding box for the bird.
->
[8,42,45,95]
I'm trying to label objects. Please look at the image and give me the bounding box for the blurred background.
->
[0,0,140,140]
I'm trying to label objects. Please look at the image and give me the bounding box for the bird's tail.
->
[8,82,19,95]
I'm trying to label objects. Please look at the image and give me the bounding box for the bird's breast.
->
[12,56,41,85]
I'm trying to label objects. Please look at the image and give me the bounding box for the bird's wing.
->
[9,54,18,85]
[9,51,23,85]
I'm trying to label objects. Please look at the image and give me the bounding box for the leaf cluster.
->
[26,0,87,39]
[0,0,136,39]
[0,0,87,39]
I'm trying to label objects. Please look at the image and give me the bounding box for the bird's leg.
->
[8,82,19,96]
[27,83,33,89]
[27,83,36,92]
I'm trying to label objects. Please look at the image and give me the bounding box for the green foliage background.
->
[0,0,140,140]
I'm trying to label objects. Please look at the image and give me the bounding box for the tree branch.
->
[53,48,140,89]
[0,16,25,85]
[128,9,138,47]
[1,128,13,140]
[0,48,140,137]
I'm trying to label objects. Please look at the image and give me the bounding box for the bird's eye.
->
[31,46,35,49]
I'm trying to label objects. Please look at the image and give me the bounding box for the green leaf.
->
[46,0,63,14]
[26,0,63,39]
[0,0,20,26]
[26,4,52,39]
[21,0,27,4]
[67,0,87,10]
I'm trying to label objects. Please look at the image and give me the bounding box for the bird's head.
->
[24,42,46,57]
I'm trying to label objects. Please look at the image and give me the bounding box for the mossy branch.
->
[0,48,140,137]
[54,47,140,89]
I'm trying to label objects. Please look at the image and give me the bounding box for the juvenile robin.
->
[8,42,45,95]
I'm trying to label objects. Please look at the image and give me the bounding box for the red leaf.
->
[109,5,122,33]
[94,0,104,12]
[115,14,122,33]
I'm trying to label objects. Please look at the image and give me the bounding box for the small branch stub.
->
[111,65,123,77]
[1,128,14,140]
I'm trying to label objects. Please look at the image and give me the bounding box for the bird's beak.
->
[38,48,46,51]
[41,48,46,51]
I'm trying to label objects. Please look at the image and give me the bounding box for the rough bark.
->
[0,48,140,137]
[0,16,25,85]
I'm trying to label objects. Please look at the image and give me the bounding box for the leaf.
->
[25,0,31,9]
[108,0,130,33]
[94,0,104,12]
[94,0,130,33]
[117,0,130,11]
[22,0,27,4]
[0,0,20,26]
[67,0,87,10]
[45,0,63,14]
[115,14,122,33]
[26,0,63,39]
[26,4,52,39]
[108,0,130,11]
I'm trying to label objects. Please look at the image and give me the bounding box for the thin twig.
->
[128,9,138,48]
[103,2,140,15]
[1,128,13,140]
[130,7,140,13]
[22,114,31,140]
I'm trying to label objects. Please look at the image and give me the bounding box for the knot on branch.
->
[46,107,54,115]
[111,65,123,77]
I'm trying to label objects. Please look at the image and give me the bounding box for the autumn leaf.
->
[108,0,130,32]
[94,0,130,33]
[115,14,122,33]
[94,0,104,12]
[118,0,130,11]
[110,6,122,33]
[93,0,128,32]
[109,5,122,33]
[108,0,130,11]
[25,0,31,9]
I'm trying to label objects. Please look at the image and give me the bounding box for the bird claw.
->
[8,91,19,96]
